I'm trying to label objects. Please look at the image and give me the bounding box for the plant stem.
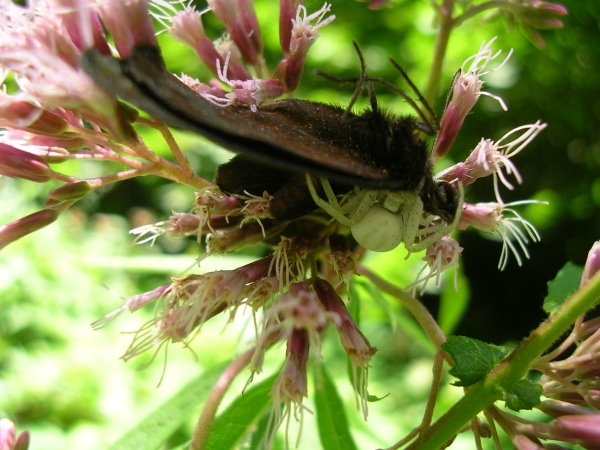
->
[407,270,600,450]
[424,0,455,108]
[189,348,254,450]
[356,266,451,364]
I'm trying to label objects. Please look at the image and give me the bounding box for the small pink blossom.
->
[409,236,463,296]
[121,257,273,361]
[313,278,376,419]
[434,38,512,158]
[202,53,285,112]
[439,121,546,203]
[269,237,312,292]
[265,328,310,450]
[275,3,335,91]
[458,201,542,270]
[328,234,358,287]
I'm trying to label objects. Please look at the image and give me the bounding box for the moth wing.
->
[82,45,403,188]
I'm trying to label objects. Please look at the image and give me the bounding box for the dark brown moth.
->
[82,44,457,224]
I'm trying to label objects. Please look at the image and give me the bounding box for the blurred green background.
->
[1,0,598,448]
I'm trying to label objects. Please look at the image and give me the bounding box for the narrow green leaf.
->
[206,374,276,450]
[543,262,584,314]
[314,364,358,450]
[108,362,228,450]
[357,278,435,354]
[355,279,396,332]
[248,408,279,450]
[442,336,509,387]
[502,379,543,411]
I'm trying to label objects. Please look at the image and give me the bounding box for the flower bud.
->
[546,414,600,445]
[0,144,53,182]
[0,419,30,450]
[96,0,157,57]
[0,209,59,251]
[45,181,95,206]
[530,17,565,30]
[1,101,69,136]
[512,435,545,450]
[580,241,600,288]
[534,3,568,16]
[279,0,301,54]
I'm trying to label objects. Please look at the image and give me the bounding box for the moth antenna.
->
[441,68,462,119]
[430,68,462,157]
[359,75,435,134]
[314,41,375,122]
[388,58,438,133]
[343,41,375,120]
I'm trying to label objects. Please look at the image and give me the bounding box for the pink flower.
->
[313,278,376,418]
[409,236,463,296]
[265,328,309,450]
[0,419,29,450]
[458,201,541,269]
[434,38,511,158]
[439,122,546,203]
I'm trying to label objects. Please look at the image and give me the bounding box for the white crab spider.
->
[306,174,464,253]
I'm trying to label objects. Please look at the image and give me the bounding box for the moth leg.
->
[405,182,464,253]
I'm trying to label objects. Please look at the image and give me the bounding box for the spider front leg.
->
[305,174,379,226]
[405,182,464,253]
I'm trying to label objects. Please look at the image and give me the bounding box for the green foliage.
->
[501,379,543,412]
[108,365,226,450]
[205,375,276,450]
[543,262,584,314]
[442,336,509,386]
[313,364,357,450]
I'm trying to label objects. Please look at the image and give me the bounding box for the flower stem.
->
[189,348,254,450]
[408,270,600,450]
[424,0,455,108]
[356,266,450,363]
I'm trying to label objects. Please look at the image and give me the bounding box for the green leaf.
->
[502,379,543,411]
[442,336,509,387]
[205,374,276,450]
[314,364,358,450]
[108,362,228,450]
[248,409,278,450]
[543,262,584,314]
[354,278,397,332]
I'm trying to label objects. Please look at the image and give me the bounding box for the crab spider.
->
[306,174,464,253]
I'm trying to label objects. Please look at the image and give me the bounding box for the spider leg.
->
[406,182,464,253]
[306,174,355,226]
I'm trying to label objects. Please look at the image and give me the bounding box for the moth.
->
[82,44,460,252]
